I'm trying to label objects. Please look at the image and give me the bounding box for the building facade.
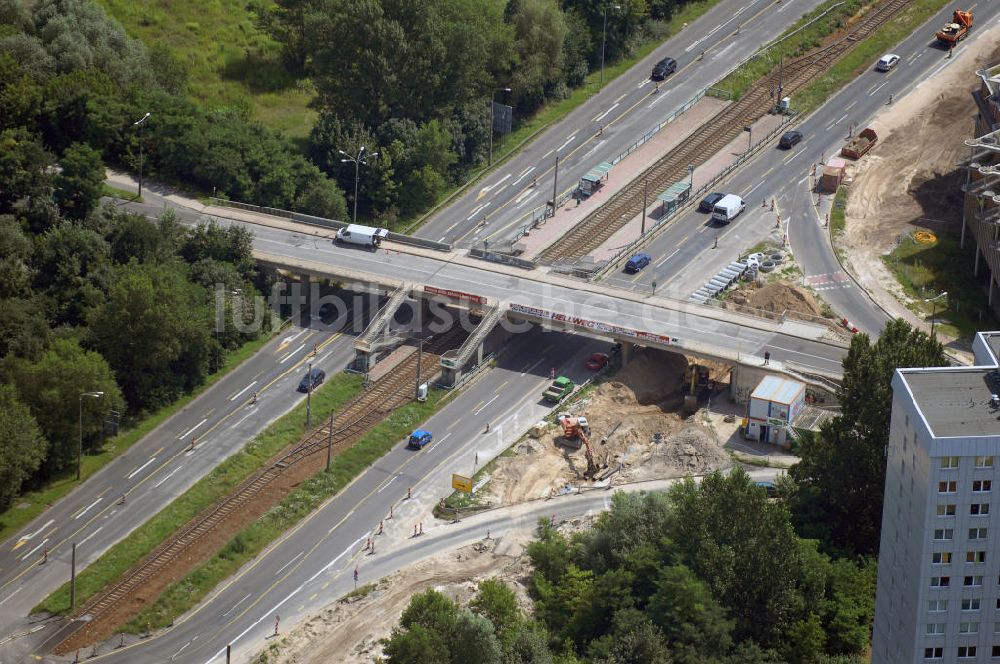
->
[745,375,806,448]
[872,332,1000,663]
[963,66,1000,315]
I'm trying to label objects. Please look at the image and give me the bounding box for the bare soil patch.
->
[484,349,731,505]
[840,33,1000,329]
[725,280,824,317]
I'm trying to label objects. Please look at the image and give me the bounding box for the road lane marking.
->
[223,593,252,617]
[127,457,157,480]
[0,588,22,606]
[274,551,304,577]
[230,381,257,402]
[377,476,398,494]
[746,179,766,195]
[511,166,535,186]
[279,343,306,364]
[466,202,491,222]
[869,80,889,96]
[20,538,48,562]
[614,93,627,103]
[73,496,104,520]
[171,641,193,660]
[78,526,102,546]
[593,103,619,123]
[153,466,183,489]
[12,519,55,550]
[179,419,208,440]
[557,134,577,152]
[656,249,680,268]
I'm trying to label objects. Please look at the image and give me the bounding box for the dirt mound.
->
[727,281,823,317]
[485,349,730,505]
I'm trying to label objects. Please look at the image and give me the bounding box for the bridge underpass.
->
[255,239,849,394]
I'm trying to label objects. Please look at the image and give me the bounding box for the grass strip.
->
[793,0,954,113]
[34,371,363,615]
[829,186,847,236]
[121,387,452,631]
[883,232,1000,340]
[0,329,278,545]
[102,184,144,203]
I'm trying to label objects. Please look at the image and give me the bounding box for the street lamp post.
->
[489,87,512,167]
[339,147,378,225]
[133,112,151,198]
[78,391,104,481]
[600,4,622,88]
[688,164,695,188]
[306,362,313,428]
[926,291,948,339]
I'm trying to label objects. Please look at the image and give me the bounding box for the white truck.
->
[711,194,745,225]
[335,224,389,248]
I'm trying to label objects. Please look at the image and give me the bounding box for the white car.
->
[876,53,900,72]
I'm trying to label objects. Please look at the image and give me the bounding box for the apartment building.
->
[963,66,1000,315]
[872,332,1000,663]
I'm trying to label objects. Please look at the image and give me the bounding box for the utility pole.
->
[306,362,313,428]
[325,412,334,472]
[77,392,104,481]
[551,155,560,217]
[641,179,648,236]
[133,112,151,198]
[414,338,424,399]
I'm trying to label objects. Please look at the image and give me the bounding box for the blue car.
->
[407,429,433,450]
[624,253,651,273]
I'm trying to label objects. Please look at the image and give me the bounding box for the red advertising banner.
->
[424,285,487,305]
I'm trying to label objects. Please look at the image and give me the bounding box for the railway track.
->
[54,327,469,651]
[539,0,912,262]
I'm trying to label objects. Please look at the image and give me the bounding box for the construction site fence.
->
[593,114,795,279]
[611,89,708,166]
[210,198,452,252]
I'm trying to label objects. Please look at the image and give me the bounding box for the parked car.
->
[875,53,900,71]
[698,192,725,213]
[624,253,652,273]
[407,429,433,450]
[651,57,677,80]
[779,130,803,149]
[297,367,326,392]
[585,352,610,371]
[755,481,778,498]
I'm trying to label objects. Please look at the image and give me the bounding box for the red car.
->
[586,353,609,371]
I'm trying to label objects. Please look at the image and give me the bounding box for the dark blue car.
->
[407,429,433,450]
[624,253,651,273]
[297,367,325,392]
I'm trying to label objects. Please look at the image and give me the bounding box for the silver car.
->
[876,53,900,71]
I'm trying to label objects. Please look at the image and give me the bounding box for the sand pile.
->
[727,281,823,317]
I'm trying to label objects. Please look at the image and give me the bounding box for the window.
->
[958,646,977,658]
[970,528,988,540]
[930,599,948,612]
[940,480,958,494]
[942,456,961,469]
[933,552,953,564]
[931,576,951,588]
[974,480,993,493]
[934,529,955,541]
[994,621,1000,633]
[976,456,994,468]
[963,598,981,611]
[972,503,991,516]
[960,622,980,634]
[927,623,946,635]
[965,576,984,587]
[924,647,942,659]
[968,551,987,564]
[939,504,957,516]
[993,645,1000,656]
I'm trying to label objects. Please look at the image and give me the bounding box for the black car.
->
[698,192,725,213]
[297,367,326,392]
[650,57,677,81]
[779,130,803,149]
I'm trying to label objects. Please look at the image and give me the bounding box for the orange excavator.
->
[936,10,973,46]
[558,415,599,480]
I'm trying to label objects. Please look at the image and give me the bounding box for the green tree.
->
[471,578,521,639]
[790,318,947,555]
[509,0,568,111]
[504,625,553,664]
[0,214,34,298]
[293,176,348,220]
[590,612,671,664]
[32,221,111,326]
[384,623,451,664]
[88,261,213,411]
[54,142,104,220]
[2,337,122,478]
[0,297,51,360]
[106,208,182,265]
[180,220,255,279]
[452,609,502,664]
[783,613,826,664]
[0,127,53,214]
[647,565,734,662]
[0,385,47,509]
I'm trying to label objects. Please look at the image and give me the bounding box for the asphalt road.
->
[27,326,613,662]
[415,0,830,247]
[250,222,848,374]
[599,1,1000,335]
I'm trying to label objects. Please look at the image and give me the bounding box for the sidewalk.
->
[516,96,730,259]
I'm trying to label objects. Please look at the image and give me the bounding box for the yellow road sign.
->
[452,473,473,493]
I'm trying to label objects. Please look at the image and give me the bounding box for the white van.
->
[712,194,745,225]
[335,224,389,248]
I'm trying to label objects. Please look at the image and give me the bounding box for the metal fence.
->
[611,89,707,166]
